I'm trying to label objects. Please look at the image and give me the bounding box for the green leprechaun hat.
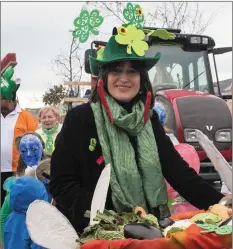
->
[89,25,161,76]
[1,66,17,100]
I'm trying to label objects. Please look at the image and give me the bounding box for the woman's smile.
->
[108,61,140,102]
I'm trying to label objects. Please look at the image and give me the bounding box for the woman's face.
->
[19,134,43,166]
[107,61,140,102]
[40,109,58,129]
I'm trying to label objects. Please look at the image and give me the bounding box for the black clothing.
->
[49,103,223,234]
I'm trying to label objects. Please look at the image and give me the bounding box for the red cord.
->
[97,79,113,123]
[144,91,152,125]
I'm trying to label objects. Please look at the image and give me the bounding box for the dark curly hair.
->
[89,60,155,109]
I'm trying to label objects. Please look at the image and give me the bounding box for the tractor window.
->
[147,45,210,93]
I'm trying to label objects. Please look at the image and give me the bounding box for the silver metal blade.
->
[90,163,111,226]
[196,129,232,192]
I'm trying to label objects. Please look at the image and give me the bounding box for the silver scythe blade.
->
[196,129,232,192]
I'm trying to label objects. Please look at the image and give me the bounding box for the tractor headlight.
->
[190,36,201,44]
[215,129,232,142]
[202,37,208,44]
[184,129,198,142]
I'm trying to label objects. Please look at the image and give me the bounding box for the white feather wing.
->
[90,163,111,225]
[26,200,79,249]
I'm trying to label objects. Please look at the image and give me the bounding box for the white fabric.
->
[221,181,232,195]
[1,105,21,172]
[25,167,36,177]
[26,200,79,249]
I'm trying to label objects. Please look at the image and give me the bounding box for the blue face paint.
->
[153,103,167,126]
[19,134,43,167]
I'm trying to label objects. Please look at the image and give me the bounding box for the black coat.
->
[49,103,223,234]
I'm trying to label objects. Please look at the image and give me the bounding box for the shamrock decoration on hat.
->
[115,25,148,56]
[88,2,161,76]
[0,66,17,100]
[72,9,104,43]
[123,2,144,30]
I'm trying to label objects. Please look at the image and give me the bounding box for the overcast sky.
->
[1,1,232,108]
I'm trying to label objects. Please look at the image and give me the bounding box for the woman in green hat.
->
[49,26,224,234]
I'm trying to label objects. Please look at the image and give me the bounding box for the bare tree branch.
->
[101,2,125,23]
[190,3,199,33]
[176,2,188,30]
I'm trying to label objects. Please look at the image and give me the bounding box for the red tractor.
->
[84,27,232,191]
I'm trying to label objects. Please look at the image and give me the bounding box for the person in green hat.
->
[49,24,225,234]
[1,66,39,206]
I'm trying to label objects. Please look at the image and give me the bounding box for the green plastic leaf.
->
[97,48,104,60]
[73,25,89,43]
[127,45,132,54]
[0,66,17,100]
[91,29,99,36]
[132,40,148,56]
[198,223,232,235]
[74,10,88,26]
[123,2,144,30]
[215,225,232,235]
[89,9,104,28]
[197,224,218,232]
[191,213,222,224]
[72,9,104,43]
[123,3,134,22]
[115,25,148,56]
[115,25,145,44]
[150,29,176,40]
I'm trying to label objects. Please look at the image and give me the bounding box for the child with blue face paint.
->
[1,133,51,244]
[19,133,44,171]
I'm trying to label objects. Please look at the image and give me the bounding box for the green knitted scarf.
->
[91,95,169,216]
[42,124,59,154]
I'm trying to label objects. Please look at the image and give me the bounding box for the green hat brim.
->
[89,52,161,76]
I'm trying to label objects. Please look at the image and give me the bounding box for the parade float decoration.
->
[26,159,232,249]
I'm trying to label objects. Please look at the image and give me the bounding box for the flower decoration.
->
[96,155,104,165]
[115,25,148,56]
[136,8,143,17]
[0,66,17,100]
[146,29,176,40]
[123,2,144,30]
[72,9,104,43]
[118,26,127,35]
